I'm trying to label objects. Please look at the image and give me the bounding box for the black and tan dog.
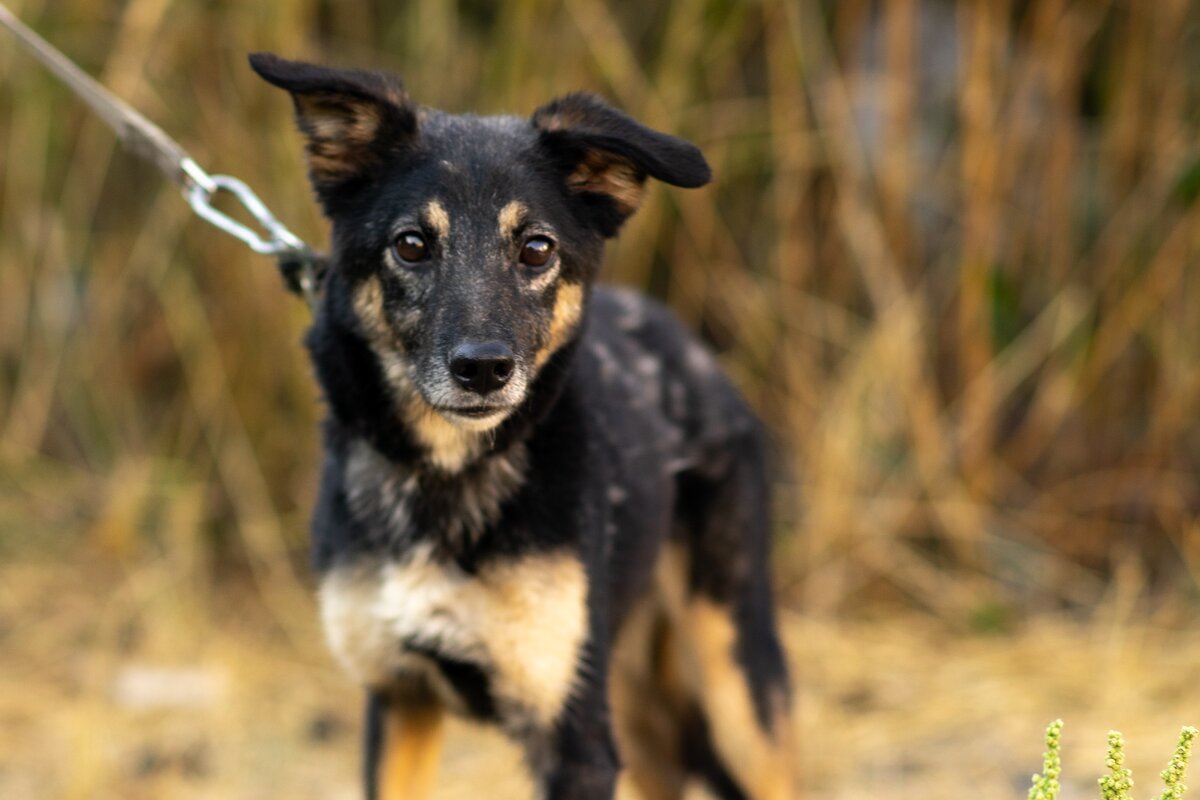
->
[250,53,795,800]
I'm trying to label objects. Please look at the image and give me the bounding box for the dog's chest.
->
[319,546,588,725]
[342,439,528,550]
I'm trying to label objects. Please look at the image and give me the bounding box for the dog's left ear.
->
[532,93,711,236]
[249,53,418,205]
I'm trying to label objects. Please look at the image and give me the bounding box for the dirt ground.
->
[2,554,1198,800]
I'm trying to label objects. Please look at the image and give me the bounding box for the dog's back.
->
[578,286,794,798]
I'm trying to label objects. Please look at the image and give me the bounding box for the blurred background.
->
[1,0,1198,798]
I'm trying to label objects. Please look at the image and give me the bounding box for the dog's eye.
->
[393,231,429,264]
[519,236,556,270]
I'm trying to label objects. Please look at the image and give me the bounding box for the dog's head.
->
[250,54,709,443]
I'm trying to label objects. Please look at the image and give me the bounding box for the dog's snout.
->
[448,342,515,395]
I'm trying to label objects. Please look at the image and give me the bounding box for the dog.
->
[250,53,795,800]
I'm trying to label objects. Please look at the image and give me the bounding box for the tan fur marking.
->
[536,107,588,132]
[566,151,646,215]
[534,282,585,368]
[646,544,796,799]
[379,704,443,800]
[681,599,796,800]
[498,200,527,240]
[382,86,409,108]
[302,98,381,145]
[405,401,483,472]
[610,594,688,800]
[424,200,450,240]
[654,543,690,618]
[321,549,588,727]
[309,151,358,179]
[352,277,492,471]
[297,96,383,179]
[353,274,392,345]
[347,105,383,144]
[483,554,589,724]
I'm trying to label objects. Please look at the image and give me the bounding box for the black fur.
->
[533,92,712,188]
[252,53,792,800]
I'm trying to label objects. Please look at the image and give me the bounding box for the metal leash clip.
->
[0,2,325,309]
[180,158,323,304]
[181,158,306,257]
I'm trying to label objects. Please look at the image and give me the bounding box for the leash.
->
[0,4,325,308]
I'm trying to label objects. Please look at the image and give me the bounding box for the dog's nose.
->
[448,342,516,395]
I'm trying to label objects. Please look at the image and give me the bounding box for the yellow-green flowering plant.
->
[1099,730,1135,800]
[1026,722,1196,800]
[1029,719,1064,800]
[1158,727,1198,800]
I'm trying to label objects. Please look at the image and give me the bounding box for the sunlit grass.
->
[3,0,1198,618]
[4,0,1195,623]
[1,3,1199,797]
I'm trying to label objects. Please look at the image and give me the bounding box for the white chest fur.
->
[319,546,589,726]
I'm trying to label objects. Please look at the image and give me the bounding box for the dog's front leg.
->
[363,691,444,800]
[533,648,620,800]
[540,720,620,799]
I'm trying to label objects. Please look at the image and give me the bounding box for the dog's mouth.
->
[438,405,510,419]
[418,367,530,431]
[432,404,516,432]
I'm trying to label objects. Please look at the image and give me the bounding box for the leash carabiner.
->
[0,3,325,310]
[182,159,306,257]
[181,159,324,305]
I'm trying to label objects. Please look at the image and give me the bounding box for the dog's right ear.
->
[249,53,417,199]
[532,92,710,237]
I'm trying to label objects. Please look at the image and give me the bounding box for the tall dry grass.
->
[1,0,1198,629]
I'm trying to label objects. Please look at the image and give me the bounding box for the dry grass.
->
[1,0,1199,797]
[3,552,1200,799]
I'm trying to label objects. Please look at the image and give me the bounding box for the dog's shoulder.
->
[574,286,758,454]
